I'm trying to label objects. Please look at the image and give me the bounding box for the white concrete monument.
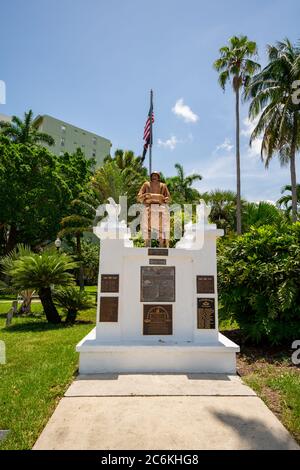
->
[76,196,239,374]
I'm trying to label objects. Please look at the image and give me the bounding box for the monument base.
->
[76,329,239,374]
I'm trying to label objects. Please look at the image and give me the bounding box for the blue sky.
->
[1,0,299,202]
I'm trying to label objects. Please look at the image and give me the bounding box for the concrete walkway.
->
[33,374,299,450]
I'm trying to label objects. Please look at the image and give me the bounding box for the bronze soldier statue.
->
[137,171,171,247]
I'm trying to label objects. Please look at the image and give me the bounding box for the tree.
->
[214,36,260,234]
[246,39,300,222]
[104,149,147,178]
[201,189,237,233]
[91,160,145,207]
[277,184,300,218]
[166,163,202,204]
[0,110,54,146]
[0,141,70,254]
[1,250,78,324]
[243,201,285,231]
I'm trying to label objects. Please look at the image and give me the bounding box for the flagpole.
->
[149,89,153,176]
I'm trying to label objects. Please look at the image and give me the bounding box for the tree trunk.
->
[290,113,298,223]
[76,234,84,291]
[235,85,242,235]
[6,223,18,253]
[38,287,61,324]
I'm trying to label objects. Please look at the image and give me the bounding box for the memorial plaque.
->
[196,275,215,294]
[141,266,175,302]
[149,258,167,265]
[99,296,118,322]
[143,304,173,335]
[101,274,119,293]
[148,248,169,256]
[197,298,215,329]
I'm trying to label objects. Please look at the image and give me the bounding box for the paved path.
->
[33,374,299,450]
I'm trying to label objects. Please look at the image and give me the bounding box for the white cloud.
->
[172,98,199,123]
[215,138,233,152]
[157,135,179,150]
[241,116,262,158]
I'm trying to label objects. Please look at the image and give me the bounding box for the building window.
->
[61,125,66,133]
[92,151,96,157]
[92,137,97,145]
[60,138,65,147]
[82,144,85,148]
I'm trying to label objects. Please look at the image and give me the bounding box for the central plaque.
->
[141,266,175,302]
[143,304,173,335]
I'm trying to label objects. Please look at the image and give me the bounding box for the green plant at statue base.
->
[218,223,300,344]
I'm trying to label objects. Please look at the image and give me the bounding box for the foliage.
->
[246,38,300,221]
[80,239,100,285]
[166,163,202,204]
[91,160,145,207]
[53,286,93,323]
[201,189,237,233]
[104,148,147,178]
[0,141,95,254]
[277,184,300,219]
[242,201,285,231]
[1,249,78,323]
[218,223,300,344]
[0,110,54,146]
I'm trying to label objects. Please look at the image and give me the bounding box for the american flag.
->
[142,104,154,158]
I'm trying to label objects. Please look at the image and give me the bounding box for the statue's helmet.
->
[150,171,160,180]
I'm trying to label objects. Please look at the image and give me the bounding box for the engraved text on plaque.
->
[141,266,175,302]
[197,298,215,329]
[143,305,173,335]
[100,297,118,322]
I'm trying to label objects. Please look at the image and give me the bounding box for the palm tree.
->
[0,109,54,146]
[246,39,300,222]
[166,163,202,204]
[243,201,285,231]
[214,36,260,234]
[59,196,96,290]
[201,189,237,233]
[277,184,300,218]
[92,160,145,207]
[104,149,147,177]
[53,286,93,323]
[1,250,78,323]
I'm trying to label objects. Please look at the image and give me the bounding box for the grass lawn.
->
[0,299,96,450]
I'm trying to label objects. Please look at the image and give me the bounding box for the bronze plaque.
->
[197,298,215,329]
[143,304,173,335]
[197,275,215,294]
[99,297,118,322]
[101,274,119,293]
[141,266,175,302]
[148,248,168,256]
[149,258,167,265]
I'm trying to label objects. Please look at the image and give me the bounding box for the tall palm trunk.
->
[38,287,61,324]
[235,84,242,234]
[290,113,298,222]
[76,234,84,291]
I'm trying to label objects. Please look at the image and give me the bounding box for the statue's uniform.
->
[137,180,171,246]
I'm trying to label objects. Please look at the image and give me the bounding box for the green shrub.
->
[218,223,300,344]
[53,286,93,323]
